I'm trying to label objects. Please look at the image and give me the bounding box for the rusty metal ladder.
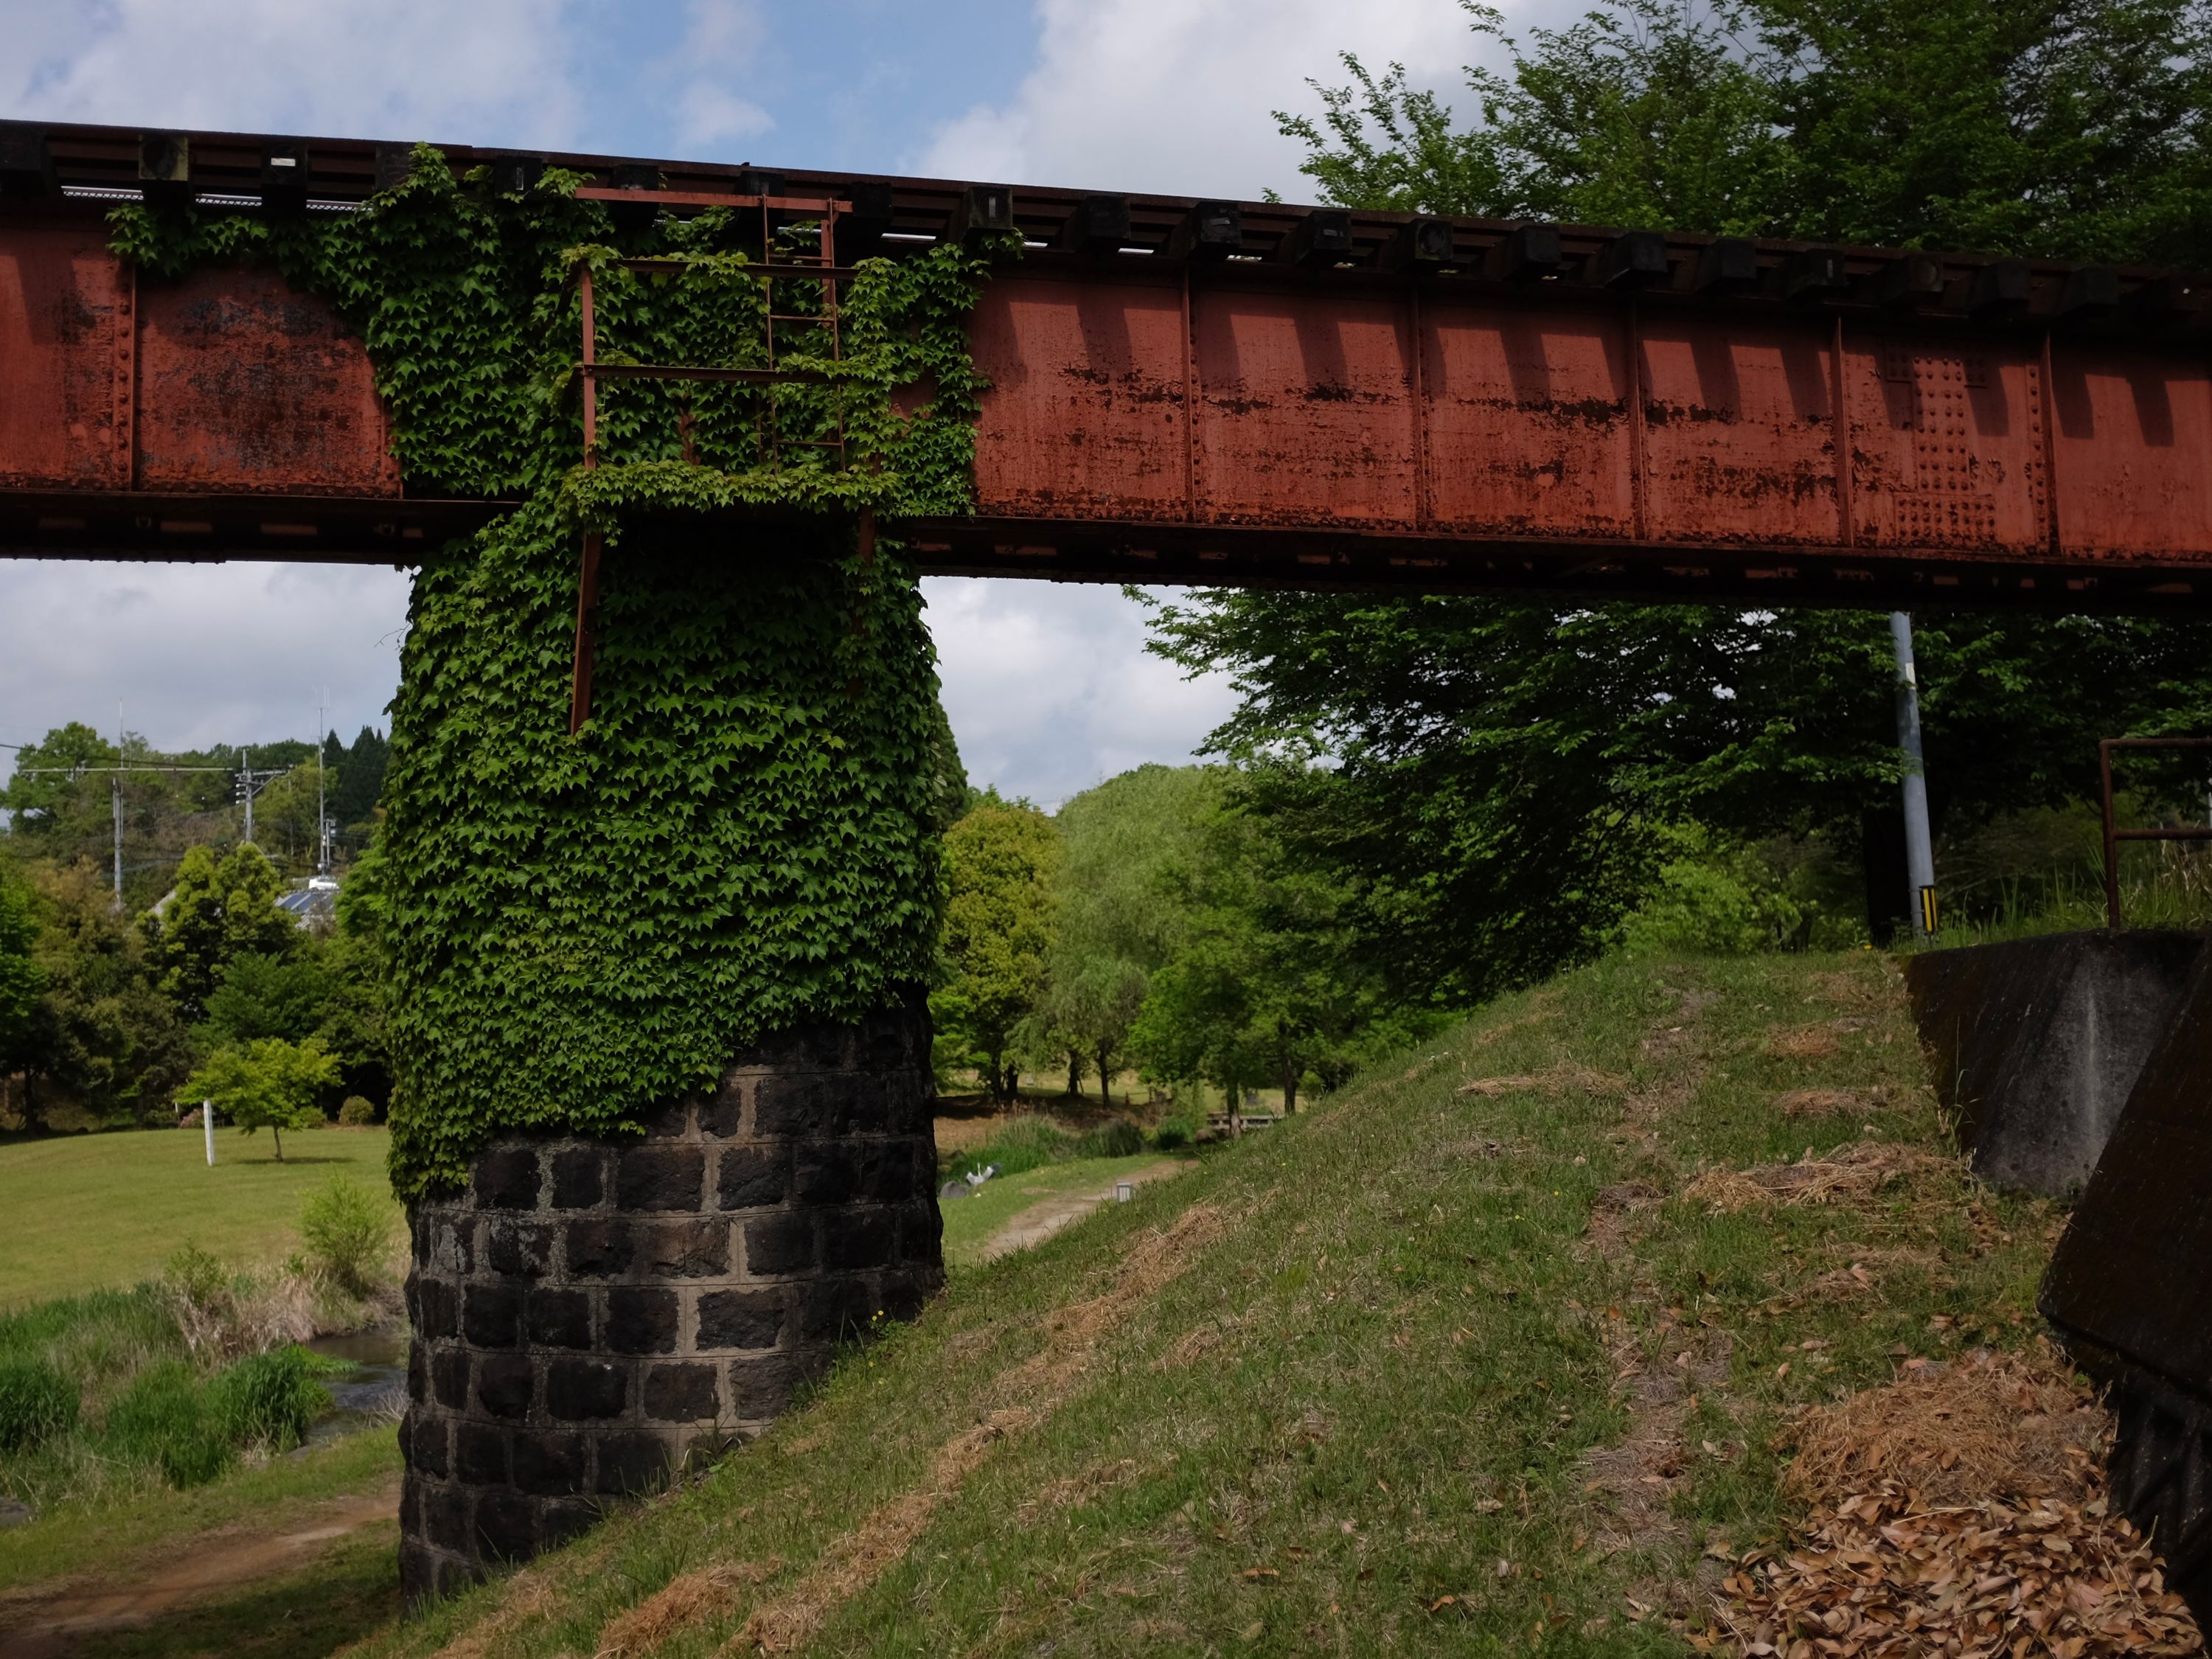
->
[566,187,859,733]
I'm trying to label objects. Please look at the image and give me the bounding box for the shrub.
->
[207,1346,327,1452]
[0,1357,78,1452]
[1078,1119,1145,1158]
[337,1096,377,1126]
[299,1175,396,1294]
[101,1361,232,1487]
[1152,1116,1196,1152]
[165,1242,230,1310]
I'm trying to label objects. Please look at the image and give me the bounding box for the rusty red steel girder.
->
[7,120,2212,609]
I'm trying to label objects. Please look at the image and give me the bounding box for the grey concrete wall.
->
[397,1002,941,1603]
[1902,929,2202,1195]
[2041,943,2212,1624]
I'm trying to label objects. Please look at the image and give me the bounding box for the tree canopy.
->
[935,801,1062,1101]
[1145,0,2212,1005]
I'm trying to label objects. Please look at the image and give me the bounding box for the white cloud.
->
[0,562,412,779]
[911,0,1484,198]
[922,579,1237,810]
[657,0,776,155]
[673,83,774,148]
[2,0,592,147]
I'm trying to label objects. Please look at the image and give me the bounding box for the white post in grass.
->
[203,1099,215,1166]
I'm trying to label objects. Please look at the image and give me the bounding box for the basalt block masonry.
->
[397,1004,942,1602]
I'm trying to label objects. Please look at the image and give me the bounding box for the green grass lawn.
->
[938,1154,1178,1268]
[355,947,2056,1658]
[0,1127,398,1305]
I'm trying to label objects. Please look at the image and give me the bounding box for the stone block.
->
[463,1284,522,1349]
[546,1357,628,1421]
[549,1147,605,1209]
[408,1413,451,1479]
[824,1209,895,1272]
[565,1218,635,1277]
[415,1276,460,1340]
[540,1497,600,1548]
[879,1267,931,1324]
[512,1431,589,1495]
[617,1144,706,1212]
[728,1349,804,1416]
[422,1214,474,1276]
[431,1344,471,1411]
[897,1200,943,1262]
[751,1074,840,1137]
[475,1490,538,1562]
[476,1354,535,1419]
[699,1077,748,1138]
[636,1096,695,1138]
[798,1276,875,1343]
[745,1211,817,1276]
[526,1287,593,1349]
[644,1363,721,1422]
[474,1147,542,1209]
[597,1432,673,1496]
[422,1480,471,1553]
[716,1144,787,1210]
[456,1422,509,1485]
[647,1217,729,1278]
[696,1288,785,1351]
[487,1220,554,1278]
[838,1078,890,1135]
[794,1144,857,1205]
[606,1287,679,1354]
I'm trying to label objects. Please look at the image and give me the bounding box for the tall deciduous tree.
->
[936,801,1060,1102]
[1153,0,2212,1003]
[0,861,43,1071]
[1036,765,1224,1106]
[143,844,297,1022]
[18,861,192,1127]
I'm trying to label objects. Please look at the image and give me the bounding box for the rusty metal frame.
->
[2098,736,2212,928]
[567,195,857,734]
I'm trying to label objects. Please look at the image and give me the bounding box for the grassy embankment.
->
[357,946,2059,1658]
[0,1126,398,1307]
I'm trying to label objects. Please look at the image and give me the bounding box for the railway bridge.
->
[6,119,2212,1601]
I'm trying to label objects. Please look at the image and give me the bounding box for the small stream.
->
[301,1327,408,1448]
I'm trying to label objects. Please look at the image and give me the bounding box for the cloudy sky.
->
[0,0,1509,806]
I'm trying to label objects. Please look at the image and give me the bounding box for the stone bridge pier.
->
[397,1003,941,1601]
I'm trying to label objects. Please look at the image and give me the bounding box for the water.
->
[300,1327,408,1448]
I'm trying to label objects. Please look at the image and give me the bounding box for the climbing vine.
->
[113,150,1006,1195]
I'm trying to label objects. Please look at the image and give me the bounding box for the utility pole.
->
[1891,613,1938,938]
[316,695,330,876]
[111,701,124,910]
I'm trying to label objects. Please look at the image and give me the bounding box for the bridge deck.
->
[6,120,2212,608]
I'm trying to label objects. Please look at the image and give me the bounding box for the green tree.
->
[935,802,1060,1102]
[18,862,193,1127]
[1157,0,2212,1001]
[0,860,44,1070]
[1130,793,1409,1115]
[201,949,335,1046]
[143,844,296,1021]
[181,1036,341,1161]
[1038,765,1224,1106]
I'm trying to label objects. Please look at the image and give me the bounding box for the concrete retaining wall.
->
[1902,930,2202,1195]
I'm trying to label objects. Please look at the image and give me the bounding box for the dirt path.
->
[0,1482,400,1658]
[979,1160,1186,1261]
